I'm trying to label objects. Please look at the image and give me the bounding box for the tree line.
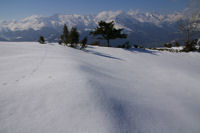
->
[39,17,200,52]
[39,21,128,49]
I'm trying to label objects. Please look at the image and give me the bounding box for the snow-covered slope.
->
[0,11,184,46]
[0,42,200,133]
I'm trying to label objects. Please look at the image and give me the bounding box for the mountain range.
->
[0,10,185,47]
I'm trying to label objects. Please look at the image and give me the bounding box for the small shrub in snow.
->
[58,40,62,45]
[38,36,45,44]
[182,40,197,52]
[80,37,88,49]
[164,43,172,48]
[134,45,138,48]
[174,42,180,47]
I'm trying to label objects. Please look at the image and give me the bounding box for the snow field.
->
[0,42,200,133]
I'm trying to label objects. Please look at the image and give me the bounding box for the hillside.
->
[0,42,200,133]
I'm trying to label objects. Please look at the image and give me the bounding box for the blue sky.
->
[0,0,189,20]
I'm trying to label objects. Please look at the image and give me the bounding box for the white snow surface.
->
[0,42,200,133]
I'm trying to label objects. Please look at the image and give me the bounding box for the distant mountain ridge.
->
[0,10,185,47]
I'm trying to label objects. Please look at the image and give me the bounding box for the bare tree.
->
[177,15,199,43]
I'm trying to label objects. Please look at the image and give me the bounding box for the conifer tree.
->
[90,21,127,47]
[68,27,79,47]
[61,24,69,45]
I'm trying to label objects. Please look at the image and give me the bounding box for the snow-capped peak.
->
[0,10,187,45]
[22,15,40,21]
[95,10,124,21]
[0,10,184,32]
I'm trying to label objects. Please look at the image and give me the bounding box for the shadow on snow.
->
[124,48,158,55]
[83,49,124,61]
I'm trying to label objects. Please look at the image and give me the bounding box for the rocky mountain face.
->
[0,10,185,47]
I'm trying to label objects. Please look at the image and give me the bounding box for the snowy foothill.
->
[0,42,200,133]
